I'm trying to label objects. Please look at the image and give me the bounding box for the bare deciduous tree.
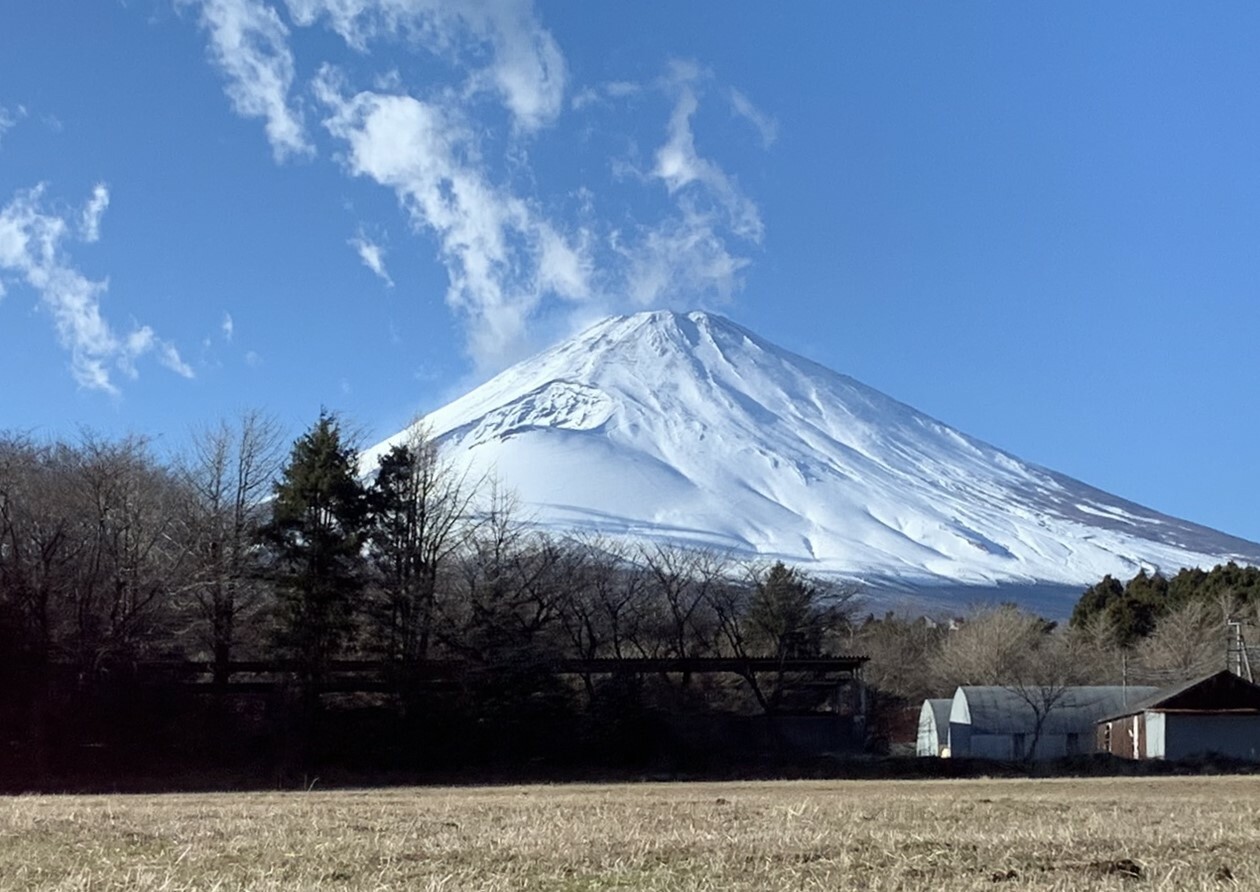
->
[638,544,724,672]
[1063,612,1131,686]
[555,537,648,661]
[180,410,285,688]
[443,486,565,664]
[931,605,1049,689]
[366,423,484,664]
[934,605,1090,760]
[0,435,81,773]
[1135,598,1225,684]
[69,433,190,668]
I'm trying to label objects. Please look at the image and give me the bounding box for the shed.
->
[916,699,953,757]
[950,685,1158,761]
[1096,670,1260,762]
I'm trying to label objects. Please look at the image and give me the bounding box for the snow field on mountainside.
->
[366,310,1260,607]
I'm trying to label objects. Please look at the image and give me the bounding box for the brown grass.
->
[2,776,1258,890]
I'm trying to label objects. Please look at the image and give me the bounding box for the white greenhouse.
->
[947,685,1158,761]
[916,698,953,757]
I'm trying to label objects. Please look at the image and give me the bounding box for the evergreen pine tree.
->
[367,444,423,662]
[1070,574,1124,631]
[748,561,828,659]
[263,411,368,689]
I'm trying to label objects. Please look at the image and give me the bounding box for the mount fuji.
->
[367,310,1260,611]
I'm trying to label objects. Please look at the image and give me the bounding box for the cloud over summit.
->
[188,0,771,372]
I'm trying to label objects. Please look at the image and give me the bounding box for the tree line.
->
[1072,563,1260,646]
[855,562,1260,755]
[3,408,1251,780]
[0,411,858,782]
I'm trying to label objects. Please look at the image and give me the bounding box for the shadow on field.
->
[5,750,1260,795]
[3,673,1257,793]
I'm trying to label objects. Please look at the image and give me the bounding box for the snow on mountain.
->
[366,310,1260,608]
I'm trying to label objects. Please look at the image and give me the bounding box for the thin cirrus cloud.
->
[729,88,778,149]
[652,62,763,244]
[0,184,193,393]
[349,232,393,287]
[188,0,767,371]
[570,80,641,112]
[316,70,592,367]
[80,183,110,243]
[608,63,763,310]
[192,0,313,161]
[0,105,25,148]
[283,0,566,133]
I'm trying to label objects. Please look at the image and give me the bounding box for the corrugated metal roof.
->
[1098,670,1260,721]
[952,686,1160,735]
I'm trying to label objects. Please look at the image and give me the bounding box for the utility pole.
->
[1227,620,1253,681]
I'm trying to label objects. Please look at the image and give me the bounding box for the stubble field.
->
[2,776,1258,890]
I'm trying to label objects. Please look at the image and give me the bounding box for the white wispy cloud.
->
[349,231,393,286]
[192,0,313,161]
[185,3,767,370]
[123,327,194,379]
[610,62,764,312]
[285,0,566,131]
[190,0,583,364]
[80,183,110,243]
[0,105,26,148]
[729,87,777,148]
[221,311,235,340]
[160,342,196,377]
[571,80,641,111]
[653,62,763,243]
[316,69,591,368]
[605,81,640,99]
[0,184,192,393]
[614,209,748,309]
[477,0,566,132]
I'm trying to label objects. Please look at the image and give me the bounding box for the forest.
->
[1,409,1255,786]
[0,411,863,785]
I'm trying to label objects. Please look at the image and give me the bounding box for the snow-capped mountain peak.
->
[368,310,1260,609]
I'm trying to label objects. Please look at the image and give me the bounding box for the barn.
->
[949,685,1158,761]
[1095,670,1260,761]
[916,698,952,756]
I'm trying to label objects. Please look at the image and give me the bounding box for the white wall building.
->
[1097,671,1260,761]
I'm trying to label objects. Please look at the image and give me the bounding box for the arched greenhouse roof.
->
[950,686,1159,735]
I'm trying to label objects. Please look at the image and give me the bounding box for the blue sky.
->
[2,2,1259,543]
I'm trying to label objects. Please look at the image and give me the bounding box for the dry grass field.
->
[2,776,1258,890]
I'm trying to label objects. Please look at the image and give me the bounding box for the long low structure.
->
[942,685,1158,761]
[1096,670,1260,761]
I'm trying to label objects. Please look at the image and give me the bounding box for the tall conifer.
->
[264,411,367,688]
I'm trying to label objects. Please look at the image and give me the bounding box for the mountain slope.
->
[367,310,1260,602]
